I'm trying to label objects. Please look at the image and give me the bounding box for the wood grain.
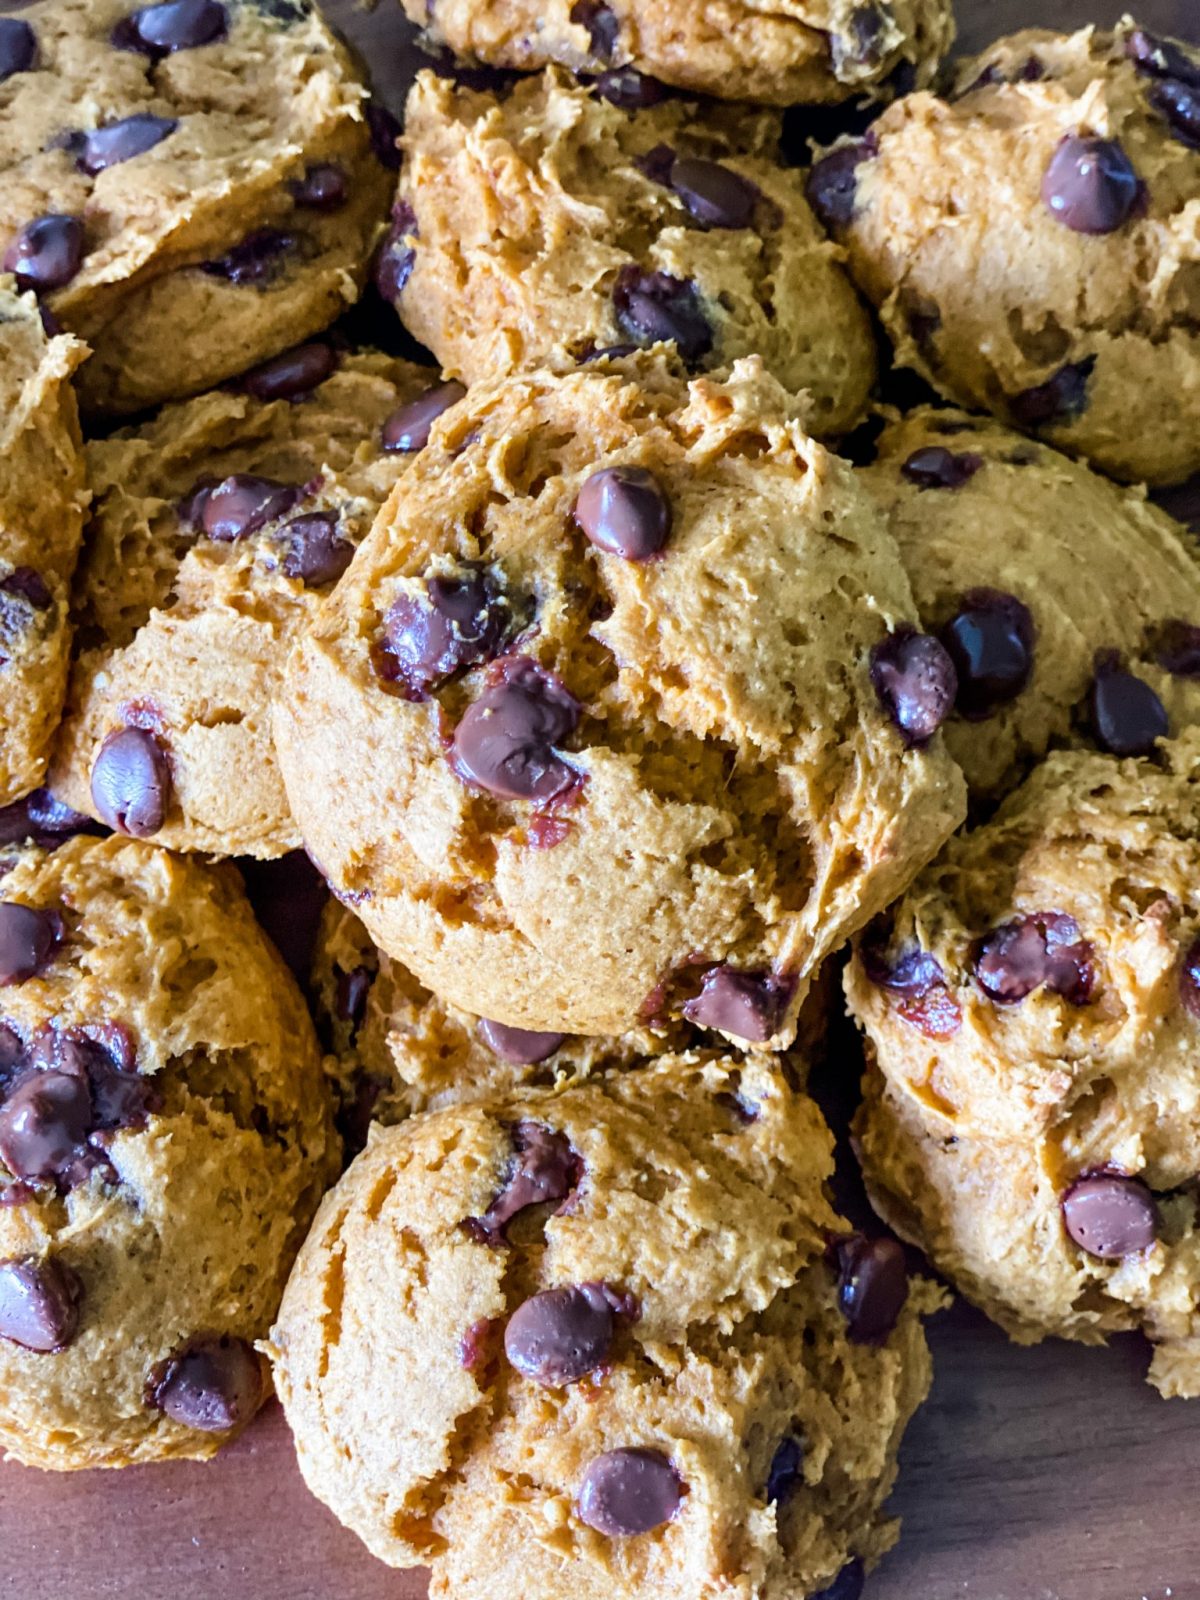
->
[3,3,1200,1597]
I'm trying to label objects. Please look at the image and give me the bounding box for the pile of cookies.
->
[0,0,1198,1594]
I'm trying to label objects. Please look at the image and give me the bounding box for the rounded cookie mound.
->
[0,0,392,415]
[49,347,436,859]
[0,835,334,1469]
[270,1052,941,1597]
[815,22,1200,484]
[399,0,954,107]
[859,407,1200,798]
[847,734,1200,1396]
[0,277,88,807]
[392,70,876,436]
[274,354,966,1045]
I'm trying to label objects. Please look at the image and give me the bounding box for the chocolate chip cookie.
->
[814,21,1200,484]
[0,0,392,415]
[390,69,876,437]
[398,0,954,107]
[270,1052,942,1597]
[860,407,1200,798]
[847,733,1200,1396]
[0,835,335,1468]
[0,277,88,809]
[273,353,966,1046]
[49,347,436,859]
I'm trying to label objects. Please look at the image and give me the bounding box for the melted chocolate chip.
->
[453,659,580,802]
[869,626,957,747]
[681,966,794,1043]
[278,513,353,588]
[148,1336,263,1431]
[365,101,404,170]
[766,1436,804,1506]
[900,446,983,490]
[289,163,348,211]
[3,215,85,293]
[1009,358,1095,430]
[1041,136,1141,235]
[0,904,60,986]
[974,912,1094,1005]
[376,565,510,700]
[835,1234,908,1344]
[577,1448,683,1536]
[805,135,877,231]
[334,965,373,1031]
[200,474,300,541]
[833,3,886,71]
[75,114,178,176]
[813,1560,866,1600]
[572,466,671,561]
[612,267,713,366]
[1151,78,1200,150]
[0,18,35,82]
[203,229,294,285]
[240,342,336,402]
[1061,1171,1158,1259]
[375,206,416,302]
[570,0,619,60]
[504,1283,614,1385]
[0,791,100,852]
[1180,938,1200,1018]
[0,1256,81,1353]
[1090,654,1169,757]
[113,0,228,55]
[1126,27,1200,88]
[667,157,759,230]
[589,67,667,108]
[940,589,1035,719]
[0,1071,91,1182]
[381,381,467,453]
[478,1019,566,1064]
[468,1121,581,1242]
[1154,619,1200,677]
[90,727,171,838]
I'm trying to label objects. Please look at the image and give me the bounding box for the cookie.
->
[0,835,335,1468]
[390,69,876,437]
[273,354,966,1046]
[269,1052,942,1597]
[859,406,1200,798]
[846,734,1200,1396]
[0,278,88,809]
[812,21,1200,485]
[48,346,437,859]
[398,0,954,107]
[0,0,392,415]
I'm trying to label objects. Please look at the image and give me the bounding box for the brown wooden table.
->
[3,2,1199,1596]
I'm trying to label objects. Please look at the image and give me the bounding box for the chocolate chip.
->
[468,1121,581,1242]
[376,565,510,700]
[478,1019,566,1063]
[1090,654,1169,757]
[1041,136,1141,235]
[805,135,877,231]
[279,513,353,588]
[453,658,580,802]
[577,342,639,364]
[1126,27,1200,87]
[0,791,96,852]
[504,1283,614,1385]
[203,229,294,285]
[1009,358,1095,429]
[832,4,886,73]
[940,589,1035,719]
[900,446,983,490]
[681,966,793,1043]
[0,1071,90,1182]
[974,912,1094,1005]
[375,205,416,302]
[766,1436,804,1506]
[1150,77,1200,150]
[3,215,84,293]
[589,67,667,108]
[869,627,957,747]
[200,474,300,541]
[1061,1172,1158,1259]
[0,18,35,82]
[289,162,347,211]
[1180,937,1200,1018]
[1151,476,1200,532]
[90,727,171,838]
[578,1448,682,1536]
[0,1256,81,1353]
[0,904,60,986]
[1154,619,1200,676]
[113,0,227,55]
[240,342,336,402]
[0,567,51,608]
[667,157,759,230]
[365,101,403,170]
[813,1560,866,1600]
[75,115,178,177]
[612,267,712,366]
[835,1234,908,1344]
[334,965,373,1030]
[381,380,467,453]
[572,466,671,561]
[149,1336,264,1431]
[570,0,619,60]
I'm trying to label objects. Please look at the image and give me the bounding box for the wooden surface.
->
[3,2,1200,1597]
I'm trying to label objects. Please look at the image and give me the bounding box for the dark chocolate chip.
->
[75,114,178,177]
[612,267,712,366]
[765,1436,804,1506]
[832,4,886,73]
[1126,27,1200,88]
[858,931,962,1035]
[570,0,619,60]
[1061,1171,1158,1259]
[1151,476,1200,532]
[469,1120,581,1242]
[376,565,509,699]
[278,513,353,588]
[589,67,667,108]
[900,446,983,490]
[940,588,1035,719]
[335,965,373,1029]
[3,214,84,293]
[90,727,171,838]
[572,466,671,561]
[289,162,347,211]
[1090,654,1169,757]
[578,1448,682,1535]
[200,474,300,541]
[478,1019,566,1064]
[381,380,467,453]
[0,903,59,986]
[1009,358,1095,429]
[504,1283,614,1385]
[0,792,99,852]
[869,626,957,746]
[113,0,227,55]
[1154,619,1200,676]
[835,1234,908,1344]
[1150,77,1200,150]
[453,658,580,802]
[681,966,794,1043]
[974,912,1094,1005]
[1041,136,1140,235]
[668,157,759,230]
[813,1560,866,1600]
[0,567,51,608]
[374,204,416,302]
[1180,937,1200,1018]
[805,135,877,231]
[0,1071,91,1182]
[365,101,403,170]
[203,229,294,285]
[240,341,336,402]
[0,18,35,82]
[0,1256,81,1353]
[149,1336,264,1430]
